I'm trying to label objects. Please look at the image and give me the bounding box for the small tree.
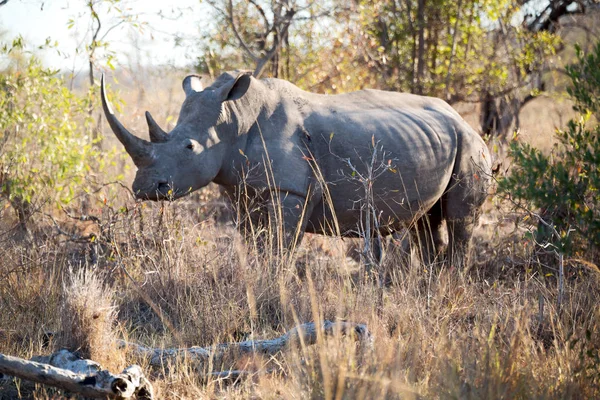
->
[499,42,600,261]
[0,39,103,238]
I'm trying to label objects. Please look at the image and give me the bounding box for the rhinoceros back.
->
[300,89,464,235]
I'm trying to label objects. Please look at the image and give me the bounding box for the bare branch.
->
[227,0,260,62]
[248,0,270,32]
[98,18,130,43]
[61,207,101,223]
[253,7,296,77]
[43,213,96,243]
[87,0,102,86]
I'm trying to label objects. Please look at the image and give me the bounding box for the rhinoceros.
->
[101,71,491,266]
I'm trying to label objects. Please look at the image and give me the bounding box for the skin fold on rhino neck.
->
[212,79,275,187]
[218,79,269,138]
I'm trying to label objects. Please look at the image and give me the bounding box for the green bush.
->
[499,43,600,258]
[0,38,103,231]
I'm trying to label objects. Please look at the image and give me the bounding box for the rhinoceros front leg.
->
[267,191,313,253]
[238,204,269,251]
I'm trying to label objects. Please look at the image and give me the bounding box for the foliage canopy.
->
[0,39,105,224]
[499,42,600,258]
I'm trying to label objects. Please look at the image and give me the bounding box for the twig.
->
[43,213,96,243]
[61,207,101,223]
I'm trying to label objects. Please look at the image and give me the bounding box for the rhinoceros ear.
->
[182,74,203,97]
[217,70,253,102]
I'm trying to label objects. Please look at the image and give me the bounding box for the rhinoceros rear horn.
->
[145,111,168,143]
[101,74,153,166]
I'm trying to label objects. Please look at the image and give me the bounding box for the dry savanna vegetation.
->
[1,1,600,399]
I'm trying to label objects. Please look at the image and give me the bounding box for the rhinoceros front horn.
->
[101,74,153,166]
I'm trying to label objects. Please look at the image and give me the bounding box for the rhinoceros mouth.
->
[134,181,180,201]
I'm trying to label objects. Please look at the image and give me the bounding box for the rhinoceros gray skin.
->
[101,71,491,266]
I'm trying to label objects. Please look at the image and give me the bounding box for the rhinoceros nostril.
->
[157,181,170,192]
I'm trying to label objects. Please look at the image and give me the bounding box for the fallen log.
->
[0,349,153,399]
[119,320,371,367]
[0,321,369,394]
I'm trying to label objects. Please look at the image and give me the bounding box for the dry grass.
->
[0,73,599,399]
[58,268,124,371]
[1,187,599,399]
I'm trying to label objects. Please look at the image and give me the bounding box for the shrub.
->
[0,38,103,235]
[499,42,600,259]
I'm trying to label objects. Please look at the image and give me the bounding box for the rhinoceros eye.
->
[186,142,194,150]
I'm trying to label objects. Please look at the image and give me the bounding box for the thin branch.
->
[227,0,260,62]
[98,18,130,43]
[43,213,96,243]
[87,1,102,86]
[61,207,101,223]
[448,74,543,104]
[294,10,332,21]
[248,0,270,32]
[253,7,296,77]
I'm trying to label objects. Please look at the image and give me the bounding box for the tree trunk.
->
[444,0,463,100]
[271,30,280,77]
[416,0,426,94]
[406,0,417,92]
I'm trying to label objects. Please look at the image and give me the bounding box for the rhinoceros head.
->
[101,71,252,201]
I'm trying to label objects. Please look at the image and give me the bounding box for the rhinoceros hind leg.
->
[446,213,480,269]
[442,175,487,269]
[411,200,445,266]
